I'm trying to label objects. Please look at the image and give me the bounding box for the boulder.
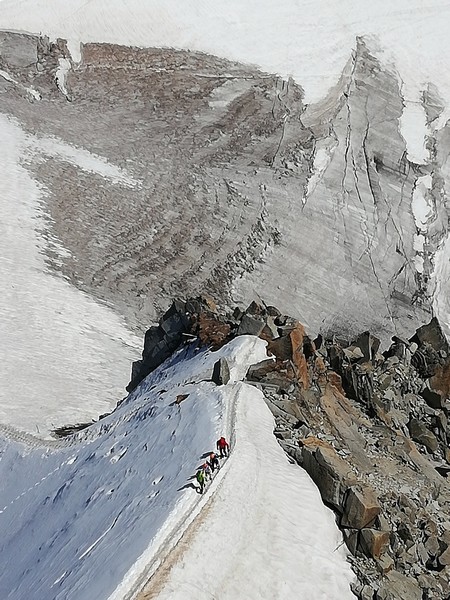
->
[359,528,390,559]
[420,386,445,410]
[341,487,381,529]
[410,317,448,353]
[343,529,359,555]
[352,331,381,362]
[237,313,265,336]
[245,300,266,316]
[375,553,394,575]
[196,312,231,349]
[212,357,230,386]
[246,359,277,381]
[438,545,450,567]
[343,346,365,361]
[266,305,281,317]
[359,585,375,600]
[268,322,309,388]
[259,317,279,341]
[445,447,450,464]
[142,326,165,360]
[160,299,190,337]
[376,570,422,600]
[424,534,440,558]
[301,439,356,510]
[429,359,450,404]
[408,418,439,453]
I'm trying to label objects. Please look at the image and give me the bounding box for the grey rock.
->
[408,418,439,453]
[0,32,38,67]
[360,584,375,600]
[211,357,230,386]
[359,528,390,559]
[237,314,265,337]
[301,443,356,510]
[411,317,449,354]
[341,487,381,530]
[343,528,359,555]
[438,545,450,567]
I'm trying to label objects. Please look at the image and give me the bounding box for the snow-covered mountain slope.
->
[0,336,354,599]
[2,2,450,430]
[1,0,450,112]
[0,112,141,436]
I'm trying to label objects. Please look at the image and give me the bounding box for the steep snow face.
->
[0,113,140,436]
[0,336,354,600]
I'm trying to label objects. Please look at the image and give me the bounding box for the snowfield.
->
[0,336,354,599]
[1,0,450,160]
[0,113,141,436]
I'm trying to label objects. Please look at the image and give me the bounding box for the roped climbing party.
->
[195,436,230,494]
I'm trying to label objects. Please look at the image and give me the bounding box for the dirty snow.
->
[398,101,430,164]
[55,57,72,99]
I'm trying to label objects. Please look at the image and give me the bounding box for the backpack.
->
[196,470,204,483]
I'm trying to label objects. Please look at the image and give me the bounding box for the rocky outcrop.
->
[128,297,450,599]
[157,299,449,600]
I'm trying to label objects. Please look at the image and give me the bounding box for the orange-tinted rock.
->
[326,371,345,395]
[341,487,381,529]
[430,359,450,400]
[290,324,309,388]
[196,313,231,349]
[267,321,310,388]
[359,528,390,558]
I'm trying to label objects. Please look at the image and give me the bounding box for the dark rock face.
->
[211,357,230,386]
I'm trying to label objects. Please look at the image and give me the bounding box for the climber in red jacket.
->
[216,436,229,458]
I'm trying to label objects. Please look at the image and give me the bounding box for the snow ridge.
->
[0,336,353,599]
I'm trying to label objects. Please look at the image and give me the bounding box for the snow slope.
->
[0,336,353,599]
[146,384,354,600]
[0,112,140,436]
[0,0,448,105]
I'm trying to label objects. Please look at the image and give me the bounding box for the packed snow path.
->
[0,336,354,599]
[137,384,354,600]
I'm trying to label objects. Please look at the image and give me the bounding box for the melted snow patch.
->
[399,101,429,164]
[411,174,433,273]
[305,141,337,201]
[412,174,434,230]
